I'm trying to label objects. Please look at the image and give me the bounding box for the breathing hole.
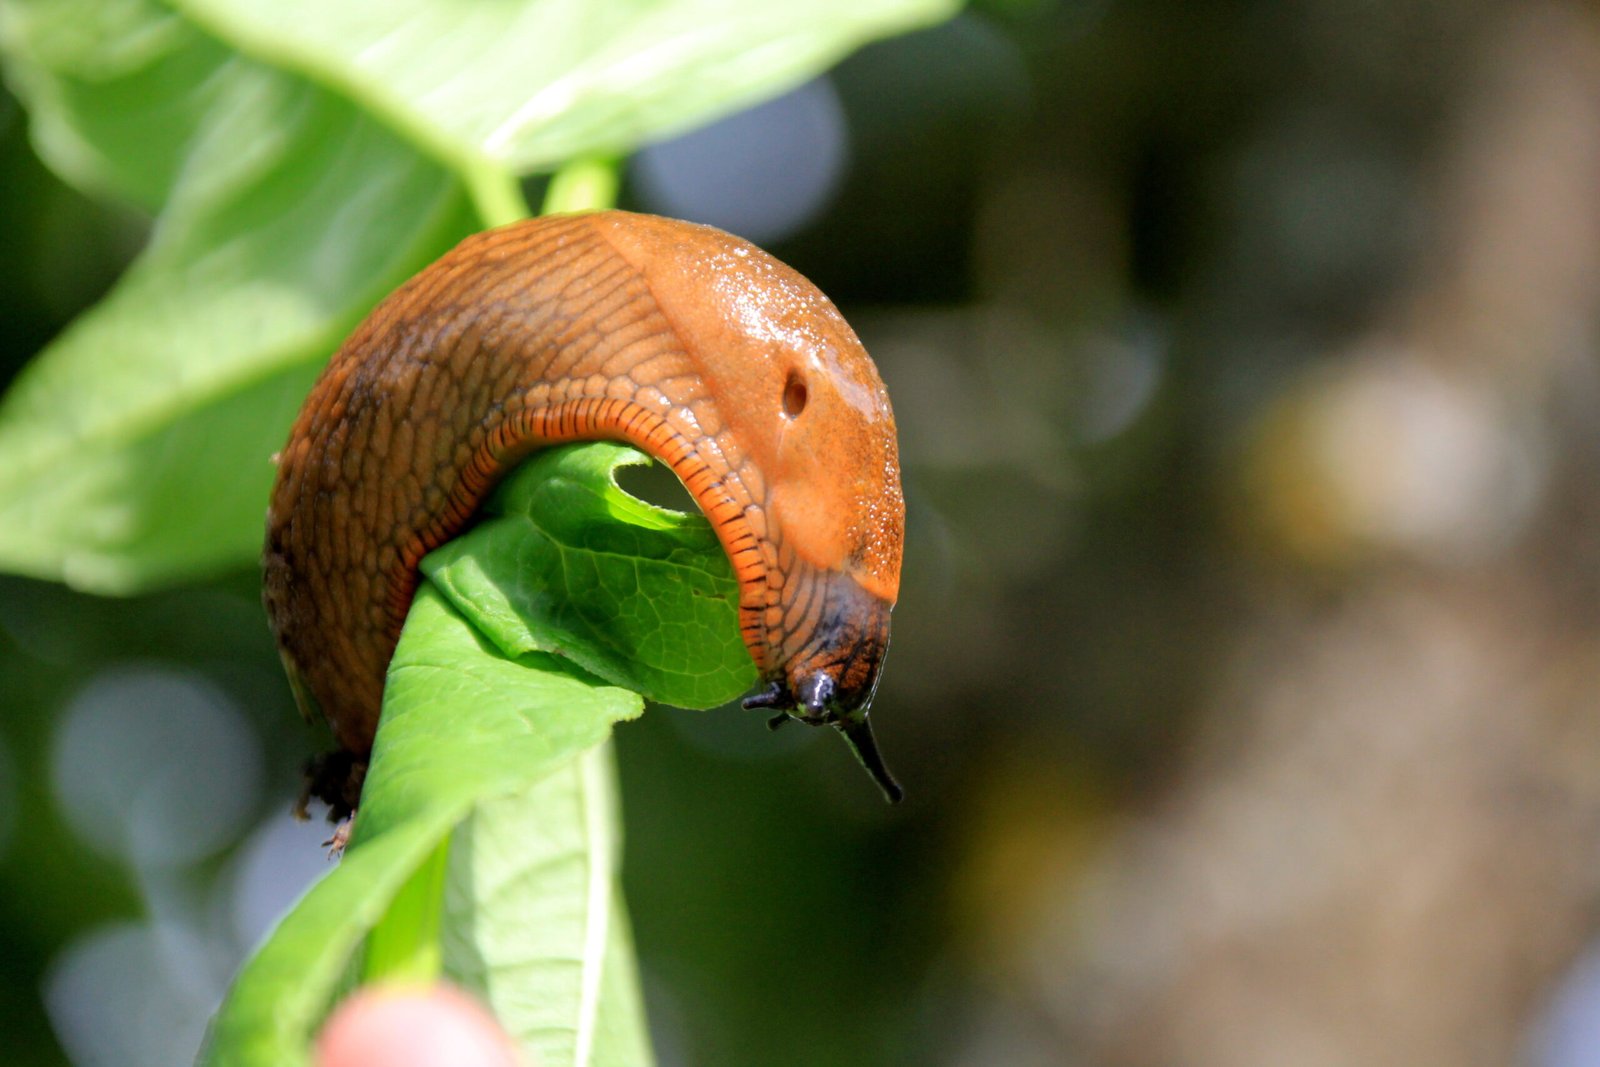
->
[782,374,808,419]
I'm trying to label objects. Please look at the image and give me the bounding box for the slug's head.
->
[594,211,906,802]
[742,569,902,803]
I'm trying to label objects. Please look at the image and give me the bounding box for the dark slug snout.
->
[742,573,901,803]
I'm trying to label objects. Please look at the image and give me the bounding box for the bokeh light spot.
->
[632,78,848,245]
[51,666,262,868]
[225,808,337,951]
[1532,939,1600,1067]
[43,921,218,1067]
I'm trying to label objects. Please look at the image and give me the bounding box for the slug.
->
[263,211,905,814]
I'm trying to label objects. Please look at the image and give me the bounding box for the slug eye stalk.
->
[743,679,904,804]
[836,713,903,804]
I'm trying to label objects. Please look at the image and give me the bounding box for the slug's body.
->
[264,211,904,810]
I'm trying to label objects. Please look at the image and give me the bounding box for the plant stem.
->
[466,162,533,228]
[362,835,451,984]
[542,156,620,215]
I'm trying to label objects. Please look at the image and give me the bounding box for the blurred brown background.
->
[5,1,1600,1064]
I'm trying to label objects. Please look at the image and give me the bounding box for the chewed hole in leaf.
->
[612,454,698,516]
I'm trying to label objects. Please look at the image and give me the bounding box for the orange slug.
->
[262,211,905,812]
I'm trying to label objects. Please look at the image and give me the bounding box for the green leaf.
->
[173,0,960,174]
[0,0,481,591]
[207,439,748,1065]
[444,748,652,1067]
[362,836,451,986]
[424,442,758,710]
[0,0,232,211]
[202,585,645,1067]
[358,589,647,845]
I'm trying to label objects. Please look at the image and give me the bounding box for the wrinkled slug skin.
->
[263,211,904,766]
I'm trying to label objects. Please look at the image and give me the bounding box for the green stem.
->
[465,162,532,228]
[362,835,451,984]
[542,156,620,215]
